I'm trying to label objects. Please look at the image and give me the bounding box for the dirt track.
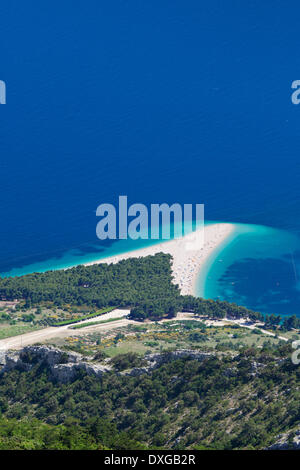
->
[0,309,131,351]
[0,309,288,351]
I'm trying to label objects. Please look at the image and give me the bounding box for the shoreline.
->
[0,223,237,298]
[84,223,235,296]
[195,223,240,298]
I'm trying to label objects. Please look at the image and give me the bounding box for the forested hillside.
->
[0,254,180,320]
[0,254,266,323]
[0,344,299,450]
[0,417,146,450]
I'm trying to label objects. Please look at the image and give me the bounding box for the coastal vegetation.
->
[0,253,298,331]
[0,254,179,311]
[57,320,287,358]
[0,252,299,450]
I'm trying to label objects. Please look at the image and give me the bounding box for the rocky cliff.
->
[267,429,300,450]
[0,346,213,383]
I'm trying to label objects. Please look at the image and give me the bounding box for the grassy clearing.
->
[52,306,117,326]
[0,323,42,339]
[104,341,150,357]
[68,321,288,356]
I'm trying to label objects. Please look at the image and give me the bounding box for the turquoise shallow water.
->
[197,224,300,316]
[2,220,300,317]
[0,220,198,278]
[0,236,164,278]
[2,2,300,317]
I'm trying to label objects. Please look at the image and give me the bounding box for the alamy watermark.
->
[96,196,204,251]
[0,80,6,104]
[291,80,300,104]
[292,340,300,365]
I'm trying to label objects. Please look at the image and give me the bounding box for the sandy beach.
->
[85,223,235,296]
[0,223,236,351]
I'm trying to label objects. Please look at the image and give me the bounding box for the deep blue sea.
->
[1,1,300,317]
